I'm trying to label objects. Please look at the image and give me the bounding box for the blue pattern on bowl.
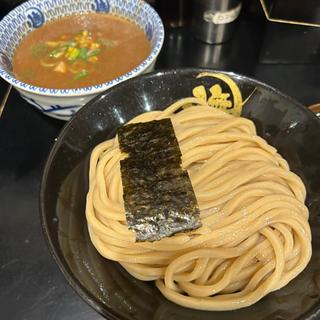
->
[92,0,110,12]
[0,0,164,120]
[26,7,45,28]
[145,21,153,41]
[20,92,82,120]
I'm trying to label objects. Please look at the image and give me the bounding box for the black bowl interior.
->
[40,69,320,320]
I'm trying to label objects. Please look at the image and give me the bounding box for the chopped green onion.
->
[74,69,88,80]
[79,47,88,60]
[49,49,65,58]
[87,48,101,57]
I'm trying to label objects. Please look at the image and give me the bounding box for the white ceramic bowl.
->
[0,0,164,120]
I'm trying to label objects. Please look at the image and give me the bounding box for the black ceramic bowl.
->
[40,69,320,320]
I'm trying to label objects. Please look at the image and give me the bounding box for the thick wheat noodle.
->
[86,97,312,311]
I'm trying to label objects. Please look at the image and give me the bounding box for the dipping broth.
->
[13,13,151,89]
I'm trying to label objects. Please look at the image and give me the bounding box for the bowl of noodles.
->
[40,68,320,319]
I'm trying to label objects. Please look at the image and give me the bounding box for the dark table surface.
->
[1,5,320,320]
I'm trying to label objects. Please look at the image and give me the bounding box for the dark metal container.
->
[192,0,242,44]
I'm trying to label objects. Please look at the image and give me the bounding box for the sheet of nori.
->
[118,118,201,242]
